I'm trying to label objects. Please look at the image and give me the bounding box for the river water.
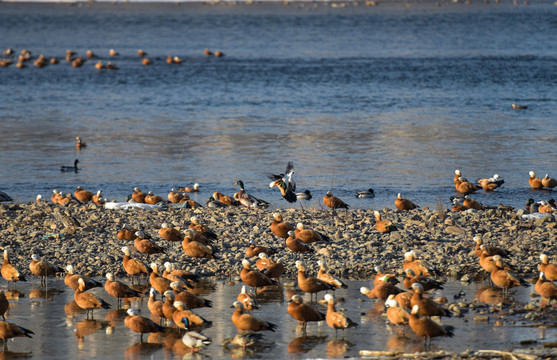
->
[2,278,554,359]
[0,1,556,211]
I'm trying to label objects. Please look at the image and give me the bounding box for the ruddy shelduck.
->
[173,301,210,329]
[323,294,357,334]
[240,259,277,292]
[158,223,181,243]
[231,301,277,333]
[149,263,171,295]
[490,255,528,295]
[317,260,347,289]
[29,254,63,287]
[182,231,214,259]
[270,213,295,239]
[455,176,480,194]
[403,269,443,291]
[0,292,8,321]
[74,186,93,203]
[64,265,102,291]
[121,246,149,284]
[169,281,212,309]
[477,174,504,191]
[295,223,330,243]
[237,285,260,311]
[0,321,34,350]
[402,251,435,277]
[131,187,146,203]
[124,308,164,342]
[409,305,454,347]
[189,216,218,241]
[287,295,325,333]
[296,261,335,300]
[145,191,163,205]
[410,283,450,317]
[105,273,142,308]
[542,174,557,189]
[246,240,271,258]
[385,295,410,325]
[74,278,111,319]
[1,250,26,284]
[463,195,485,210]
[473,236,509,258]
[535,272,557,306]
[286,231,313,253]
[374,211,397,234]
[539,254,557,281]
[323,191,349,212]
[117,224,138,241]
[148,288,165,319]
[528,171,544,189]
[134,231,164,261]
[75,136,86,150]
[360,282,402,300]
[395,193,419,211]
[373,266,399,286]
[162,291,177,322]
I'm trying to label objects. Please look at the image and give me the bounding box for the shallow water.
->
[0,1,556,210]
[1,278,555,359]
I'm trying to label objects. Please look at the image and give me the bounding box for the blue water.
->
[1,0,556,210]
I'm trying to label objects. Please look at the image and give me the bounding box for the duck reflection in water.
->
[29,287,64,301]
[124,341,162,359]
[64,300,86,318]
[74,319,104,344]
[288,334,328,354]
[475,286,504,305]
[0,349,33,359]
[326,339,354,358]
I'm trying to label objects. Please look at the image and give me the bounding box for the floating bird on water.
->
[477,174,504,191]
[61,159,79,172]
[512,103,527,110]
[528,171,544,189]
[267,161,297,203]
[355,188,375,198]
[75,137,86,150]
[542,174,557,189]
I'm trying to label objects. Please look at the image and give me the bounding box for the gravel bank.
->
[0,201,555,283]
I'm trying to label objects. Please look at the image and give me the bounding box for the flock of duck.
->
[0,159,555,354]
[0,47,224,70]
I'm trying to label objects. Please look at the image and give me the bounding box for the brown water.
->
[1,278,554,359]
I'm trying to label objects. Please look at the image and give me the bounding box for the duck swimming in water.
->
[61,159,79,172]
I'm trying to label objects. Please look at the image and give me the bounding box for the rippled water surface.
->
[0,1,556,210]
[2,278,555,359]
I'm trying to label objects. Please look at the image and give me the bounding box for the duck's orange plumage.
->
[296,261,335,297]
[148,288,165,319]
[124,308,164,341]
[1,250,26,283]
[64,265,102,291]
[131,187,146,203]
[528,171,544,189]
[294,223,330,243]
[385,296,410,325]
[410,283,450,317]
[158,223,181,243]
[395,193,418,211]
[240,259,276,291]
[360,282,402,300]
[172,301,209,329]
[270,213,295,239]
[323,191,349,211]
[74,278,111,318]
[286,231,313,253]
[118,224,138,241]
[149,264,171,295]
[29,254,63,286]
[539,254,557,281]
[121,246,149,282]
[104,273,141,305]
[231,301,276,332]
[490,255,526,292]
[74,186,93,203]
[317,260,347,289]
[535,272,557,304]
[455,177,480,194]
[182,232,214,259]
[287,295,325,331]
[542,174,557,189]
[134,233,165,260]
[409,305,453,345]
[323,294,357,333]
[0,321,34,344]
[463,195,485,210]
[374,211,397,234]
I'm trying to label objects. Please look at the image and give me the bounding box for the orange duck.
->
[385,296,410,325]
[323,294,357,334]
[212,191,238,206]
[528,171,544,189]
[395,193,419,211]
[535,272,557,306]
[317,260,347,290]
[402,251,434,277]
[477,174,504,191]
[0,321,34,349]
[74,186,94,203]
[104,273,142,308]
[455,177,480,194]
[403,269,443,291]
[182,231,214,258]
[240,259,277,292]
[148,288,165,319]
[360,282,403,300]
[134,231,165,261]
[373,266,399,286]
[286,231,313,253]
[64,265,102,291]
[490,255,528,296]
[172,301,210,329]
[539,254,557,281]
[117,224,138,241]
[1,250,26,284]
[74,278,111,319]
[188,216,218,241]
[246,240,271,259]
[131,187,146,203]
[237,285,260,311]
[323,191,349,213]
[294,223,330,243]
[270,213,295,240]
[125,308,164,342]
[409,305,454,347]
[158,223,182,244]
[169,282,212,309]
[473,236,510,258]
[542,174,557,189]
[287,294,325,333]
[451,198,469,212]
[75,136,87,150]
[463,195,485,210]
[92,190,105,206]
[374,211,398,234]
[149,263,171,295]
[145,191,163,205]
[29,254,63,287]
[121,246,150,284]
[263,257,285,282]
[410,283,450,317]
[231,301,276,333]
[296,261,335,301]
